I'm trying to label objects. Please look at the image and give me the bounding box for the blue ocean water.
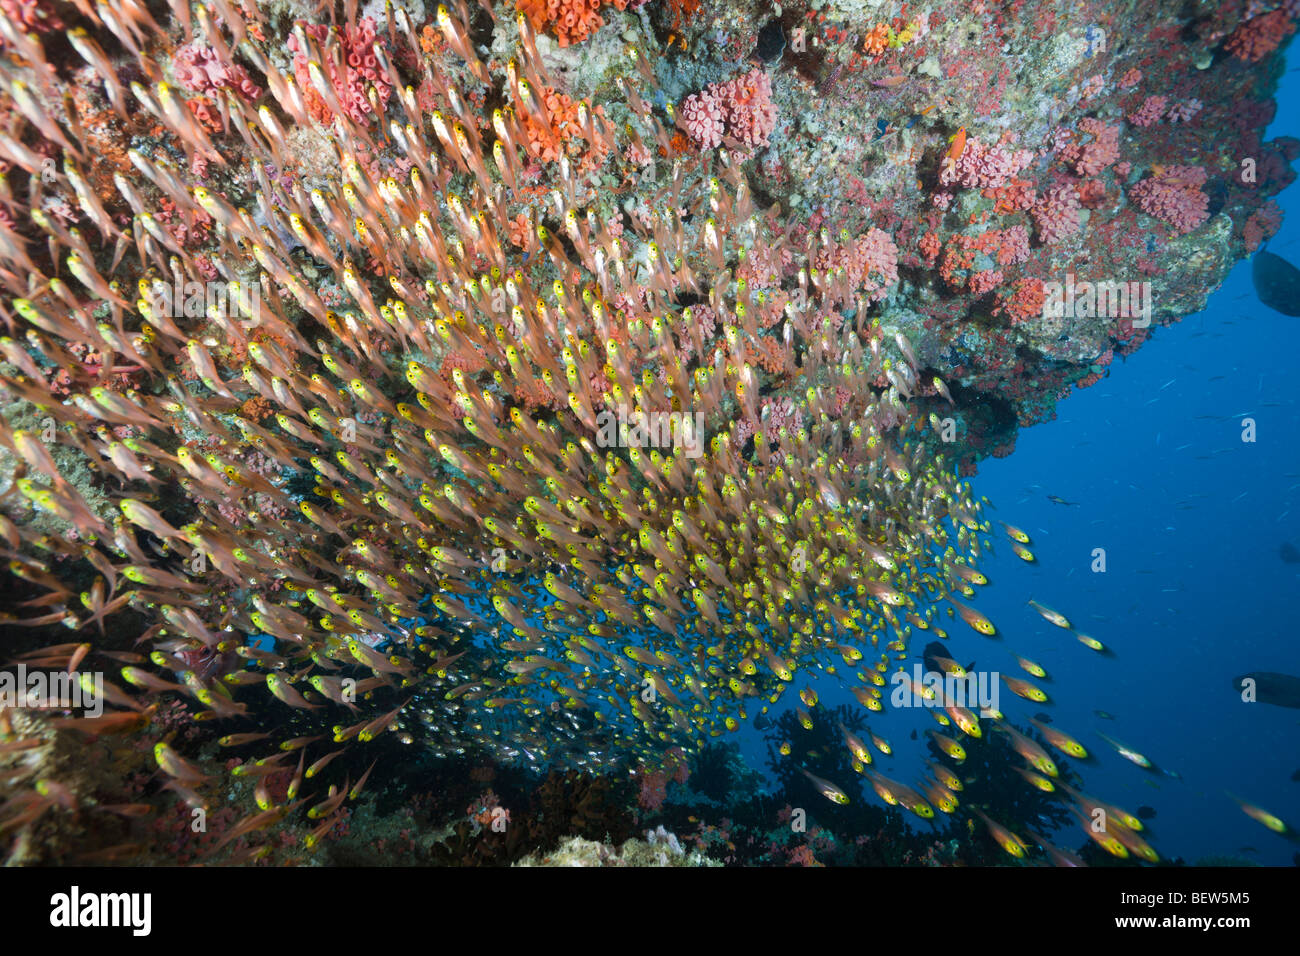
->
[728,55,1300,866]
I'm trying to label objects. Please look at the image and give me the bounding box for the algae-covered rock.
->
[513,826,719,866]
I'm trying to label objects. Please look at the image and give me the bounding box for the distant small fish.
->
[1290,768,1300,782]
[1228,792,1297,838]
[1280,542,1300,564]
[1097,731,1155,769]
[997,520,1031,545]
[1033,712,1053,724]
[1047,495,1079,506]
[801,767,850,805]
[1094,709,1116,720]
[1137,805,1157,820]
[1027,599,1071,630]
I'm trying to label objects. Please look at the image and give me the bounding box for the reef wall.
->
[0,0,1293,864]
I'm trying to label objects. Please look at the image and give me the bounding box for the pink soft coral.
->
[994,277,1046,324]
[637,770,668,812]
[1128,96,1168,128]
[994,224,1031,266]
[738,241,793,288]
[1031,184,1082,245]
[289,17,392,125]
[173,43,261,101]
[716,69,777,149]
[761,396,803,444]
[1118,68,1142,88]
[939,136,1033,190]
[814,227,899,303]
[1130,165,1209,234]
[968,269,1004,296]
[1243,200,1283,252]
[683,69,778,151]
[1167,98,1203,124]
[680,90,725,150]
[1059,118,1119,177]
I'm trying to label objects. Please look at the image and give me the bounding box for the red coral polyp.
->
[681,69,777,151]
[1129,165,1210,234]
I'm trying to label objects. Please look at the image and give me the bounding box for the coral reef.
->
[0,0,1293,867]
